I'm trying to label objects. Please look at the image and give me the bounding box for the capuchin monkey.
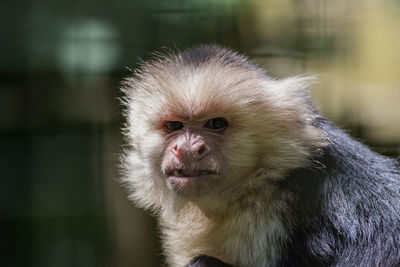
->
[120,45,400,267]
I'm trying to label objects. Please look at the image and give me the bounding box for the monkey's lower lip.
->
[166,169,217,179]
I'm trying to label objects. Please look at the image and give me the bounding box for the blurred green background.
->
[1,0,400,266]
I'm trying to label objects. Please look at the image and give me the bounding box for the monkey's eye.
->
[164,121,184,131]
[204,118,228,130]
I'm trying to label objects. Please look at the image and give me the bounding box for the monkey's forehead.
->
[137,56,266,97]
[125,45,270,103]
[144,69,266,116]
[157,103,233,122]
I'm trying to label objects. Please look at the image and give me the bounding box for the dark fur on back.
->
[279,118,400,266]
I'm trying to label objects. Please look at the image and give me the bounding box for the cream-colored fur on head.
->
[120,45,327,266]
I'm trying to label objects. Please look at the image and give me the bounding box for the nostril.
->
[197,145,207,156]
[172,144,182,158]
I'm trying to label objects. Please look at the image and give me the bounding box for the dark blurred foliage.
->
[1,0,399,266]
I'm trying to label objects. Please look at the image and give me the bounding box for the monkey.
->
[120,45,400,267]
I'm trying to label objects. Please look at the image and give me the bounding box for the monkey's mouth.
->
[165,169,218,195]
[166,169,217,179]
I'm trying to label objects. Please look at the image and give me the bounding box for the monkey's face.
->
[126,67,266,200]
[123,47,325,205]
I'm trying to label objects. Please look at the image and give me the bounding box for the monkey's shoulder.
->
[280,118,400,266]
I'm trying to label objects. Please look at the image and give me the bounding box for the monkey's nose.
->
[172,142,210,160]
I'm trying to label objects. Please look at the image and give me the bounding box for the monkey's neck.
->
[161,173,282,267]
[174,168,278,218]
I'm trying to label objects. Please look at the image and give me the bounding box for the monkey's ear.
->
[262,76,317,113]
[267,75,315,94]
[186,255,233,267]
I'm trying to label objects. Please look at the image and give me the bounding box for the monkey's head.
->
[121,45,326,212]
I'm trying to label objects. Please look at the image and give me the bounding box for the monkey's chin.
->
[166,175,215,198]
